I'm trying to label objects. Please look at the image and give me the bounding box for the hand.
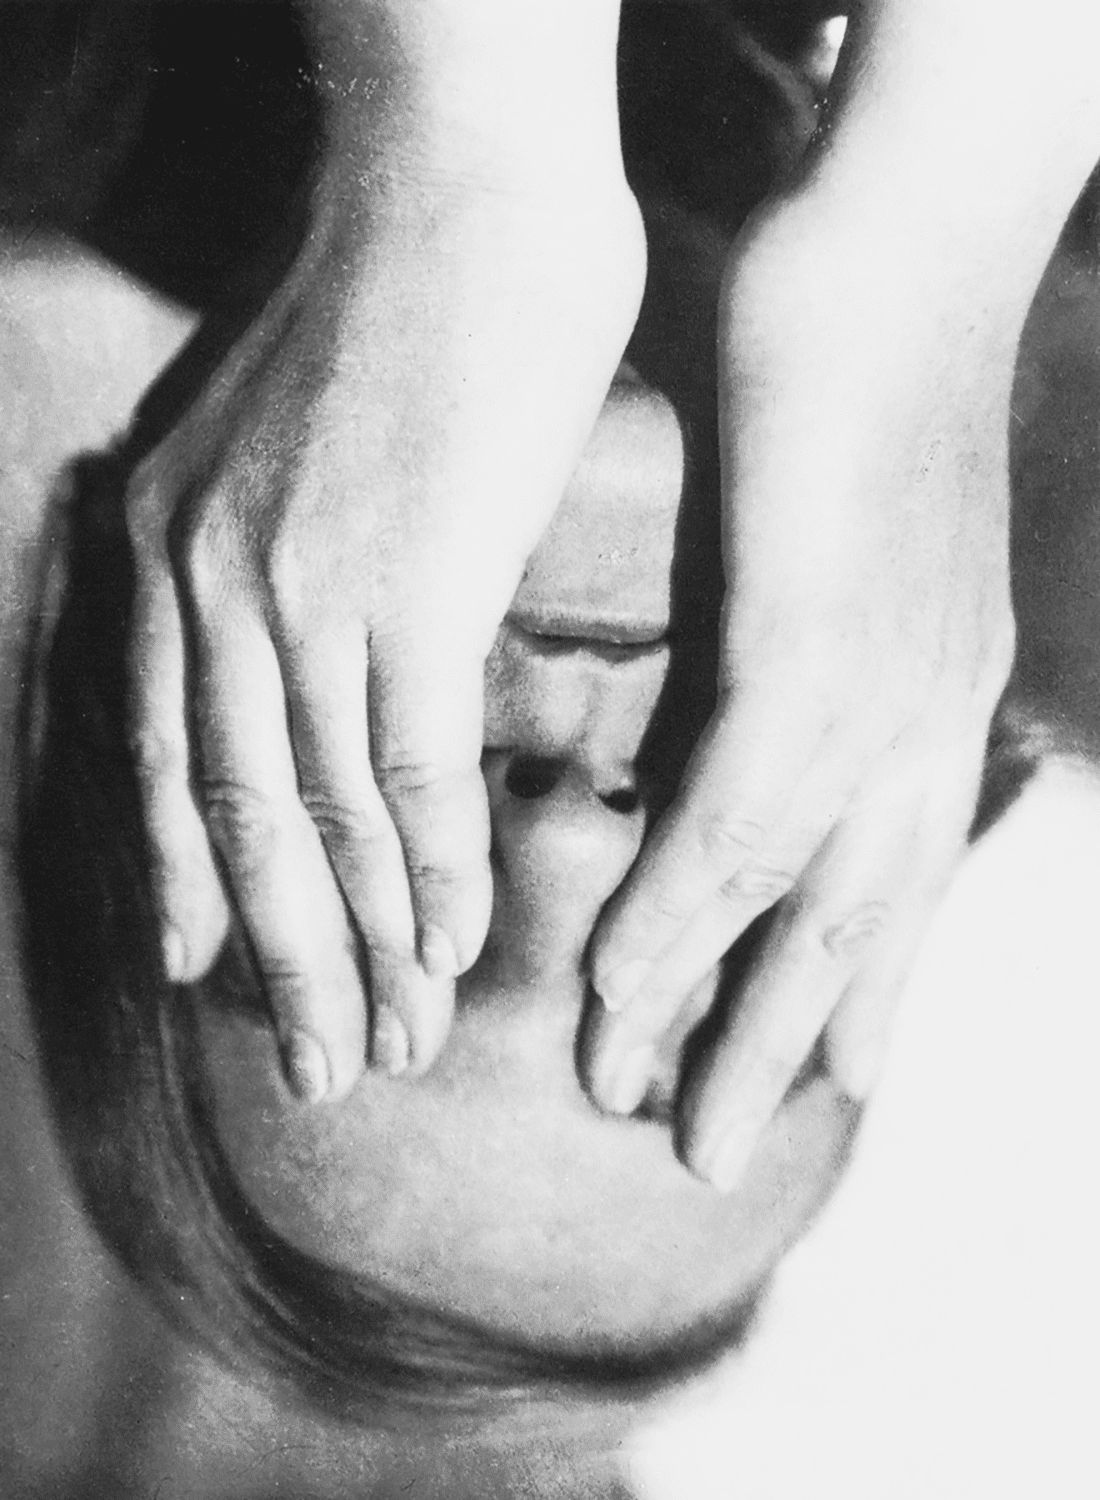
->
[125,113,644,1101]
[584,193,1016,1188]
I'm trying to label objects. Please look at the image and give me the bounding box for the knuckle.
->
[375,758,466,811]
[697,811,767,867]
[647,895,691,929]
[299,789,384,853]
[376,760,442,800]
[203,780,282,872]
[819,900,891,961]
[404,851,480,891]
[631,889,685,930]
[258,959,312,1004]
[717,858,795,907]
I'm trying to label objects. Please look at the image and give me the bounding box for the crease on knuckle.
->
[819,900,891,961]
[375,759,447,805]
[203,780,282,870]
[299,790,383,853]
[698,812,768,868]
[643,888,694,929]
[258,959,312,1001]
[717,858,795,907]
[404,853,481,891]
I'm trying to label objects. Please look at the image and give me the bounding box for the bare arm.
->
[588,0,1100,1185]
[129,0,643,1096]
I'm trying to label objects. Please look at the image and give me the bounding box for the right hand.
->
[586,190,1017,1187]
[125,123,644,1100]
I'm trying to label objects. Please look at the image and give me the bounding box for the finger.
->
[590,685,849,1012]
[825,789,975,1100]
[585,811,825,1115]
[193,610,367,1103]
[127,527,229,982]
[369,631,493,984]
[679,786,947,1193]
[823,929,925,1103]
[584,963,721,1118]
[278,622,450,1075]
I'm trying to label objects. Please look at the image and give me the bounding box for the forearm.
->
[803,0,1100,315]
[295,0,626,193]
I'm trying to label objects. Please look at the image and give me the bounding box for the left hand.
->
[583,192,1018,1190]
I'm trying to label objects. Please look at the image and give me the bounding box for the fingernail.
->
[162,926,186,984]
[283,1030,330,1103]
[699,1122,757,1194]
[419,924,459,982]
[830,1034,887,1101]
[598,1044,655,1116]
[372,1006,410,1077]
[596,959,653,1014]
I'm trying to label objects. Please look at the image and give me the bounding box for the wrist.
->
[299,0,625,193]
[789,0,1100,319]
[740,174,1039,358]
[721,191,1026,463]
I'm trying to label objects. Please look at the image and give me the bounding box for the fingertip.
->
[583,964,704,1112]
[150,791,231,982]
[415,855,494,979]
[265,946,368,1106]
[593,957,653,1014]
[418,923,458,983]
[158,872,230,983]
[370,958,455,1078]
[825,1023,890,1101]
[371,1004,411,1077]
[591,1041,655,1117]
[589,885,674,1011]
[404,975,456,1076]
[282,1028,331,1104]
[682,1064,766,1191]
[379,745,493,981]
[456,910,491,979]
[581,983,668,1117]
[281,1027,363,1105]
[690,1119,758,1195]
[161,925,187,985]
[317,1021,368,1103]
[678,1048,761,1194]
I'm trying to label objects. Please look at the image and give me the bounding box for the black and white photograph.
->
[2,3,1099,1495]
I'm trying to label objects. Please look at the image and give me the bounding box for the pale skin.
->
[130,0,1100,1182]
[128,0,643,1091]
